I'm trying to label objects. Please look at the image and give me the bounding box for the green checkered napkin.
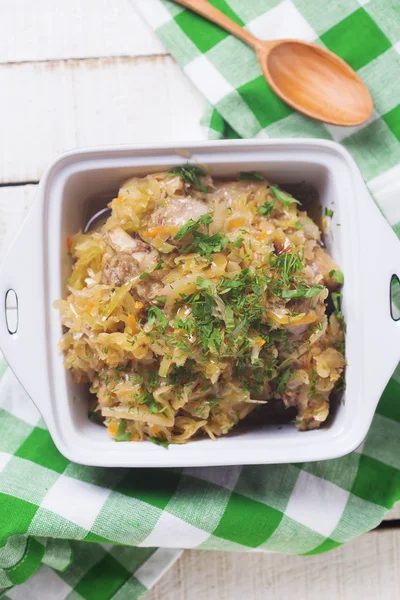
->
[2,1,400,598]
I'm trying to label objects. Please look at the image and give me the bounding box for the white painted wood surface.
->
[0,56,206,183]
[0,0,166,62]
[146,530,400,600]
[0,1,399,598]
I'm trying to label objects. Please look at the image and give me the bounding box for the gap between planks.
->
[1,54,170,68]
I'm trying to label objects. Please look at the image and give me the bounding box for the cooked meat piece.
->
[311,246,341,289]
[102,252,139,286]
[150,198,209,228]
[107,227,150,253]
[302,217,321,241]
[105,227,158,272]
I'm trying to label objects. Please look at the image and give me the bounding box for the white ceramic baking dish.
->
[1,139,399,467]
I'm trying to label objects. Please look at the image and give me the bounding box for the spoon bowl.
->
[260,41,373,126]
[174,0,373,126]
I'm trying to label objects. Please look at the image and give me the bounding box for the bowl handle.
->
[0,199,54,426]
[361,189,400,412]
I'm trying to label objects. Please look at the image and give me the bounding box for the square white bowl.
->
[1,139,399,467]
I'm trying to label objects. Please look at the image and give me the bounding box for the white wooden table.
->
[1,2,399,598]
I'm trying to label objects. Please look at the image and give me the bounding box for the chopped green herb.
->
[331,292,342,314]
[331,291,346,330]
[196,277,213,291]
[282,285,323,299]
[329,269,344,285]
[115,419,131,442]
[153,258,164,271]
[270,252,304,285]
[103,347,108,354]
[225,305,235,331]
[238,171,264,181]
[335,377,346,393]
[270,185,301,209]
[181,229,229,260]
[147,372,159,389]
[148,435,170,448]
[169,164,207,193]
[143,391,160,413]
[277,368,292,392]
[294,221,303,230]
[257,200,275,216]
[174,213,212,240]
[139,272,150,280]
[325,208,334,217]
[147,306,169,333]
[232,237,244,249]
[154,296,167,304]
[88,410,103,425]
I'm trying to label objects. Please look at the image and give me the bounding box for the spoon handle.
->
[173,0,261,50]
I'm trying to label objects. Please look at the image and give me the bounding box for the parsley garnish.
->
[196,276,213,291]
[169,165,207,193]
[335,377,346,393]
[282,285,323,299]
[153,258,164,271]
[154,296,167,304]
[175,216,229,259]
[88,409,103,425]
[277,368,292,392]
[148,435,169,448]
[103,347,108,354]
[139,272,150,280]
[325,208,334,217]
[257,200,275,216]
[331,292,345,324]
[147,306,169,333]
[137,389,160,414]
[185,231,229,259]
[329,269,344,285]
[232,237,244,249]
[115,419,131,442]
[238,171,264,181]
[174,213,212,240]
[147,372,159,390]
[270,185,301,209]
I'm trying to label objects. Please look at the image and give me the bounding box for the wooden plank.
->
[0,55,206,183]
[146,529,400,600]
[0,185,37,260]
[386,502,400,521]
[0,0,166,63]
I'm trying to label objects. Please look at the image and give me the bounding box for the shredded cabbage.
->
[57,170,345,444]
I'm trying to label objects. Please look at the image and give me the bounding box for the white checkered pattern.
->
[285,471,350,537]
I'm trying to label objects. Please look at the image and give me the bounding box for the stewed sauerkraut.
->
[56,166,345,446]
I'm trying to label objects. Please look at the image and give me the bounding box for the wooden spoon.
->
[174,0,373,126]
